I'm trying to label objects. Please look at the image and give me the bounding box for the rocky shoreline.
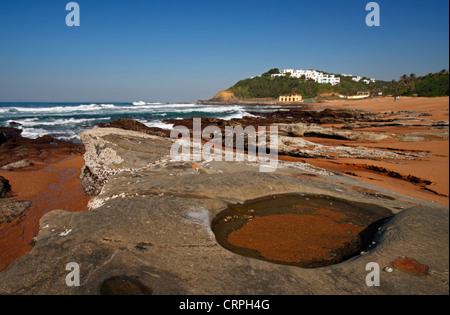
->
[0,97,448,294]
[0,128,89,272]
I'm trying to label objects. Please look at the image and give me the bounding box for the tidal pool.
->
[212,194,392,268]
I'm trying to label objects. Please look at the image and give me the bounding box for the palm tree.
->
[396,74,408,95]
[409,73,417,93]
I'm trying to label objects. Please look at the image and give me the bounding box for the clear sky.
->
[0,0,448,102]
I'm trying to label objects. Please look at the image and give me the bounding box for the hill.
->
[199,69,449,103]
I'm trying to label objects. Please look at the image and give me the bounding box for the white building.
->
[272,69,341,86]
[271,69,376,86]
[352,76,376,84]
[363,78,376,84]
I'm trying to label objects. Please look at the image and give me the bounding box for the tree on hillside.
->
[262,68,280,77]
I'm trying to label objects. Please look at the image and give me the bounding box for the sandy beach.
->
[0,153,90,272]
[0,96,448,293]
[167,96,449,206]
[307,96,449,206]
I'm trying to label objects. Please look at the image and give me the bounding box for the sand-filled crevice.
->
[212,194,392,268]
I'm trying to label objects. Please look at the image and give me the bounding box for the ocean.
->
[0,102,284,144]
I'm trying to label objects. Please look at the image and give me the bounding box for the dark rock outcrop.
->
[0,176,31,224]
[98,119,169,137]
[0,176,11,198]
[0,130,83,170]
[0,127,22,146]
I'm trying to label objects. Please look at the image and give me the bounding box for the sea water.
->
[0,102,282,144]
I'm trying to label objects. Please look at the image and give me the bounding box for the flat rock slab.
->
[1,159,32,171]
[0,128,448,295]
[0,199,31,224]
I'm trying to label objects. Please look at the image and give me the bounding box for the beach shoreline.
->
[0,135,90,272]
[0,96,448,274]
[168,97,450,206]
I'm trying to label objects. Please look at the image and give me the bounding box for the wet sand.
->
[304,97,449,206]
[322,96,449,122]
[228,211,365,264]
[0,154,90,272]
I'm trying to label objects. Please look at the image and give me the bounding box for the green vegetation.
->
[395,70,449,97]
[229,69,449,100]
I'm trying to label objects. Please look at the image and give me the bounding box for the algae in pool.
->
[212,194,392,268]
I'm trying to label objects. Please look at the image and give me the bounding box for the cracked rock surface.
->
[0,128,448,295]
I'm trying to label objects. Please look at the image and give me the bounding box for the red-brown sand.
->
[228,210,365,263]
[282,97,449,206]
[0,154,90,272]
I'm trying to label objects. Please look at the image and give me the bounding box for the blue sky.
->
[0,0,448,102]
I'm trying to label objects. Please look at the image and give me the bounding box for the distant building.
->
[353,76,376,84]
[279,93,303,102]
[272,69,341,86]
[340,91,370,100]
[271,69,376,86]
[363,78,376,84]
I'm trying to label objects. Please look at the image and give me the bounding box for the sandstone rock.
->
[276,123,392,141]
[79,128,175,196]
[1,159,33,171]
[0,199,31,224]
[0,127,447,295]
[277,135,416,161]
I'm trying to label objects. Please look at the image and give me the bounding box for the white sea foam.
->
[8,117,109,127]
[58,135,81,142]
[5,104,116,113]
[222,111,257,120]
[20,128,50,139]
[173,105,244,114]
[0,102,280,143]
[141,120,174,130]
[132,101,167,106]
